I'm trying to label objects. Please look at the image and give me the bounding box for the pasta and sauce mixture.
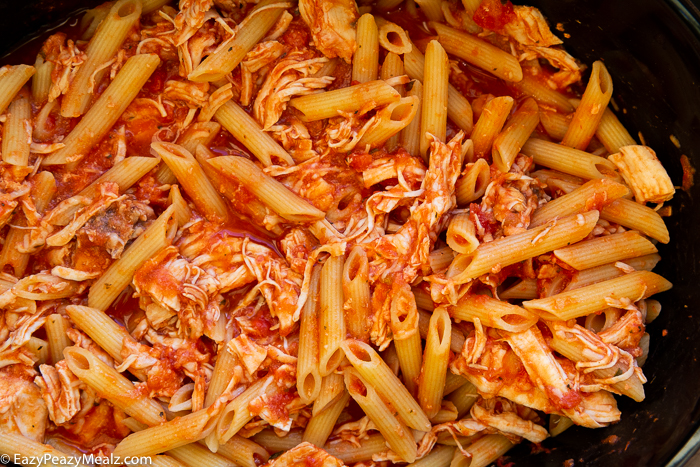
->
[0,0,676,466]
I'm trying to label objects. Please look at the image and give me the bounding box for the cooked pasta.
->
[0,1,677,467]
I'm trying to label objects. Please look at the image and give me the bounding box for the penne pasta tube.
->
[215,436,270,467]
[64,347,166,426]
[45,314,71,365]
[341,338,431,431]
[217,377,272,442]
[0,65,35,114]
[343,246,371,342]
[553,231,658,271]
[358,96,419,148]
[403,44,473,135]
[168,445,234,467]
[600,198,670,244]
[390,281,422,394]
[289,80,400,121]
[205,344,237,408]
[420,40,449,157]
[88,204,176,311]
[168,185,192,228]
[549,415,575,437]
[319,255,346,376]
[562,61,613,150]
[492,97,540,172]
[152,142,229,223]
[114,406,220,458]
[418,307,451,418]
[471,96,515,160]
[43,54,160,165]
[401,80,423,155]
[530,178,629,227]
[564,254,661,291]
[547,321,645,401]
[447,211,598,283]
[207,156,325,223]
[446,213,479,255]
[2,91,32,166]
[189,0,287,82]
[450,295,538,332]
[608,145,675,204]
[312,373,345,417]
[418,309,464,353]
[596,107,636,154]
[409,444,455,467]
[353,14,379,83]
[446,380,478,417]
[523,271,672,321]
[455,158,490,206]
[0,433,89,467]
[520,138,620,182]
[177,121,221,155]
[512,75,574,112]
[430,247,456,273]
[539,109,571,141]
[142,0,172,13]
[443,371,468,396]
[252,430,302,453]
[61,0,142,117]
[298,264,322,404]
[375,18,412,54]
[431,22,522,82]
[303,380,350,447]
[413,287,435,311]
[416,0,443,21]
[380,52,406,151]
[32,55,53,104]
[499,278,538,300]
[26,337,49,365]
[344,368,417,463]
[214,100,293,167]
[450,434,514,467]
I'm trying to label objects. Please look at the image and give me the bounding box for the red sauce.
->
[473,0,516,33]
[681,154,695,192]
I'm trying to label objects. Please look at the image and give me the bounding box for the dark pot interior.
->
[1,0,700,465]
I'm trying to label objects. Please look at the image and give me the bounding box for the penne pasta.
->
[520,138,620,181]
[553,231,658,271]
[420,40,450,157]
[358,96,419,149]
[204,344,237,408]
[492,98,540,172]
[290,80,400,121]
[447,380,478,417]
[600,198,670,244]
[0,65,35,114]
[455,158,490,206]
[319,255,346,376]
[499,278,538,300]
[375,18,412,54]
[217,377,272,442]
[450,435,514,467]
[512,75,574,112]
[303,374,350,447]
[45,314,71,365]
[409,445,455,467]
[353,14,379,83]
[450,295,538,332]
[298,265,322,404]
[418,309,464,353]
[400,80,423,154]
[32,55,53,104]
[343,246,371,342]
[596,107,636,154]
[2,91,32,166]
[539,109,571,141]
[471,96,515,160]
[418,307,451,418]
[446,213,479,255]
[390,281,422,394]
[0,433,89,467]
[216,436,270,467]
[564,254,661,291]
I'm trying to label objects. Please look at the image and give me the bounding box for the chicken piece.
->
[269,120,319,163]
[43,33,87,102]
[263,442,345,467]
[163,79,211,108]
[173,0,216,46]
[280,228,318,275]
[0,370,48,442]
[503,6,562,47]
[34,361,84,426]
[470,397,548,443]
[298,0,358,63]
[598,309,645,356]
[333,416,377,446]
[254,50,334,130]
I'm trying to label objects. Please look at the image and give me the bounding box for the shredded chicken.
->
[298,0,358,63]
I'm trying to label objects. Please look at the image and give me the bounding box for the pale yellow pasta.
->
[44,54,160,166]
[455,158,490,206]
[114,406,220,458]
[418,307,451,419]
[446,213,479,255]
[359,96,419,148]
[600,198,670,243]
[204,344,237,408]
[344,368,417,463]
[0,433,89,467]
[0,65,35,114]
[539,109,571,141]
[168,185,192,228]
[45,314,71,365]
[447,380,478,417]
[520,138,620,181]
[530,178,630,227]
[609,145,675,203]
[341,338,431,431]
[298,264,322,404]
[189,0,287,82]
[409,445,455,467]
[492,97,540,172]
[451,294,538,332]
[169,443,236,467]
[451,435,514,467]
[2,91,32,166]
[88,204,176,311]
[303,374,350,447]
[319,255,346,376]
[564,253,661,291]
[343,246,371,342]
[217,377,272,442]
[215,100,294,167]
[375,18,412,54]
[142,0,171,13]
[418,309,464,353]
[403,44,473,135]
[447,211,598,283]
[443,371,468,396]
[471,96,515,160]
[25,337,49,365]
[311,371,345,417]
[429,246,455,273]
[216,436,270,467]
[61,0,142,117]
[554,231,658,271]
[420,40,449,157]
[596,107,636,154]
[31,55,53,104]
[290,80,400,121]
[500,278,538,300]
[562,61,613,149]
[401,80,423,154]
[207,156,325,222]
[378,52,407,149]
[390,281,422,394]
[431,22,522,81]
[64,346,166,426]
[413,287,435,311]
[524,271,672,320]
[513,75,574,112]
[152,142,229,223]
[353,14,379,83]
